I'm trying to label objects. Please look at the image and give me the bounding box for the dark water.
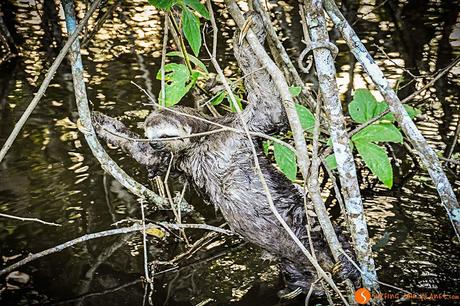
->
[0,0,459,305]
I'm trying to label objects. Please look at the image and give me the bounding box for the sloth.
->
[92,12,360,295]
[141,105,360,292]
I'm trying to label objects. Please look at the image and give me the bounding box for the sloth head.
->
[144,106,210,153]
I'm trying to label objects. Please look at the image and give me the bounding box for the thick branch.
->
[225,0,310,182]
[61,0,167,209]
[304,0,379,292]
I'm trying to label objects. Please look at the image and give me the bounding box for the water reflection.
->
[0,0,459,305]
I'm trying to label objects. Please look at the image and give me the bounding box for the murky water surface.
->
[0,0,459,305]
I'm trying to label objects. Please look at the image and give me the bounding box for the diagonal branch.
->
[61,0,168,209]
[323,0,460,239]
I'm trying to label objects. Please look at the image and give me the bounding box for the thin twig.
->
[338,248,414,295]
[350,57,460,137]
[163,152,189,244]
[81,0,123,47]
[160,12,170,106]
[101,124,227,143]
[206,0,218,59]
[139,198,151,282]
[51,279,142,305]
[439,157,460,166]
[446,117,460,160]
[352,0,390,26]
[0,213,61,227]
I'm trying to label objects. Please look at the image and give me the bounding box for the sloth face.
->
[144,111,193,153]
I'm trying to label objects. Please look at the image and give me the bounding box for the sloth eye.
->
[159,134,177,139]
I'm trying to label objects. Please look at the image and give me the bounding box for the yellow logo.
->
[355,288,371,304]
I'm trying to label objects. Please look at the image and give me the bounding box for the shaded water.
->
[0,0,459,305]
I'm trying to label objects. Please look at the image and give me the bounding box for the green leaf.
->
[373,102,394,121]
[325,154,337,170]
[182,7,201,56]
[349,89,379,123]
[227,95,243,112]
[262,140,272,155]
[289,86,302,97]
[404,105,420,119]
[166,51,208,73]
[354,140,393,188]
[210,91,226,105]
[148,0,176,10]
[349,88,420,124]
[295,103,315,131]
[156,63,197,106]
[352,123,403,144]
[274,142,297,181]
[184,0,210,19]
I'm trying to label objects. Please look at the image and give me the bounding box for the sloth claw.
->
[332,261,343,276]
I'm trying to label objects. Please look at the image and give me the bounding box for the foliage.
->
[273,142,297,181]
[327,89,419,188]
[148,0,209,56]
[156,51,207,106]
[149,1,211,106]
[270,88,419,186]
[182,7,202,56]
[156,63,200,106]
[288,86,302,97]
[166,51,208,73]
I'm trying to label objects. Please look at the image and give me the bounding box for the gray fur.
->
[143,104,359,292]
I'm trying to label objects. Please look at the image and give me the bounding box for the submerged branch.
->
[0,213,61,227]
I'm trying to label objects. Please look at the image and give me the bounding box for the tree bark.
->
[304,0,379,292]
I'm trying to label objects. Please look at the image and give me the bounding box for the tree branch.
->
[0,223,232,276]
[61,0,169,209]
[323,0,460,239]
